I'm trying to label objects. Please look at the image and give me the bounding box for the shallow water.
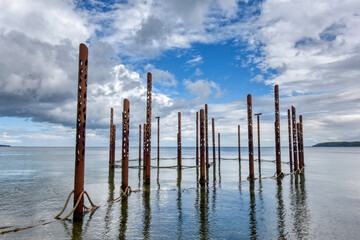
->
[0,146,360,239]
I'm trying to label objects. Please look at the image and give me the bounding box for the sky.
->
[0,0,359,147]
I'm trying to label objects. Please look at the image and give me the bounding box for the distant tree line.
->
[313,141,360,147]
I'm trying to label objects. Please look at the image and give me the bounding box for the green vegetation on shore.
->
[312,141,360,147]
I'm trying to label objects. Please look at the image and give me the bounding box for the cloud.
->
[250,74,264,82]
[143,64,177,87]
[184,79,225,100]
[186,56,203,65]
[194,68,203,76]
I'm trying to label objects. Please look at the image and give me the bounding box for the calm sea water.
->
[0,146,360,239]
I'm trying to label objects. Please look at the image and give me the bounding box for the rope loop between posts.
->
[114,186,132,202]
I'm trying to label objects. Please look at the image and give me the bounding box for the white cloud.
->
[184,79,224,100]
[144,64,177,87]
[251,74,264,82]
[186,56,203,64]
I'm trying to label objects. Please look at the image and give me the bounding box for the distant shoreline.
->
[0,144,11,147]
[313,141,360,147]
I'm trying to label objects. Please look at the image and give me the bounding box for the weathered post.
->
[205,104,209,167]
[145,72,152,184]
[110,125,116,166]
[156,116,160,167]
[291,106,298,171]
[297,123,302,169]
[247,94,254,180]
[139,124,141,166]
[255,113,262,162]
[238,125,241,162]
[74,43,88,220]
[212,118,216,165]
[178,112,181,168]
[218,133,221,162]
[300,115,304,167]
[121,99,130,192]
[200,109,206,186]
[109,108,114,165]
[196,112,199,166]
[287,109,293,169]
[274,85,282,177]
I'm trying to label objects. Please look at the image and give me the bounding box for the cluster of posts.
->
[72,43,305,221]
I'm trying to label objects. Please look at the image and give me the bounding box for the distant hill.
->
[0,144,11,147]
[312,141,360,147]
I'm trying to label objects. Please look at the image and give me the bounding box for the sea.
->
[0,146,359,239]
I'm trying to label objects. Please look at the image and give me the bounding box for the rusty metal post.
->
[212,118,216,165]
[297,123,302,170]
[145,73,152,184]
[274,85,282,177]
[205,104,209,167]
[139,124,141,166]
[255,113,262,162]
[110,125,116,166]
[291,106,298,171]
[143,123,146,169]
[196,112,199,166]
[238,125,241,162]
[247,94,254,180]
[74,43,88,220]
[178,112,181,168]
[287,109,293,169]
[300,115,304,167]
[109,108,114,165]
[200,109,206,186]
[121,99,130,192]
[156,116,160,167]
[218,133,221,162]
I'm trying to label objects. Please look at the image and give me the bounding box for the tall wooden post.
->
[274,85,282,177]
[121,99,130,192]
[156,116,160,167]
[110,125,116,166]
[247,94,254,180]
[287,109,293,168]
[212,118,216,165]
[200,109,206,186]
[238,125,241,162]
[297,123,302,169]
[109,108,114,165]
[74,43,88,220]
[196,112,199,166]
[177,112,181,168]
[300,115,304,167]
[205,104,209,167]
[291,106,298,171]
[139,124,141,166]
[255,113,262,162]
[145,73,152,184]
[218,133,221,162]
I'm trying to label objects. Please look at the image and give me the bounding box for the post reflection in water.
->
[143,184,151,239]
[218,160,222,187]
[212,164,217,212]
[249,180,258,239]
[276,179,286,239]
[177,169,183,239]
[104,167,115,235]
[118,197,128,239]
[290,171,310,239]
[71,220,83,240]
[198,185,209,239]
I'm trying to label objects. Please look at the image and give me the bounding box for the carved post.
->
[156,116,160,167]
[109,108,114,165]
[247,94,254,180]
[139,124,141,166]
[145,73,152,184]
[205,104,209,167]
[212,118,216,165]
[287,109,293,169]
[200,109,206,186]
[297,123,302,169]
[178,112,181,168]
[274,85,282,177]
[196,112,199,166]
[300,115,304,167]
[238,125,241,162]
[121,99,130,192]
[292,106,298,171]
[74,43,88,220]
